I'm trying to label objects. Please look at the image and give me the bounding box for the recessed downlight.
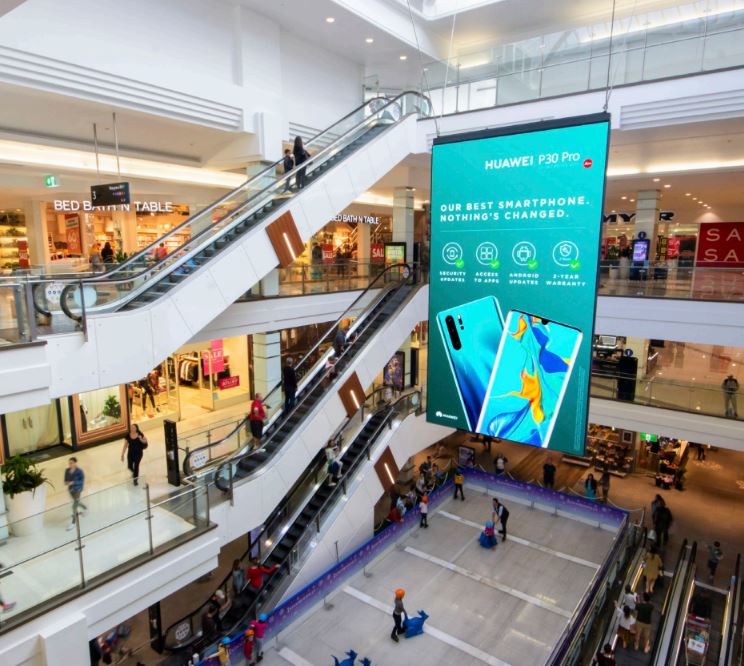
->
[325,16,335,23]
[621,195,627,200]
[664,184,671,188]
[685,192,691,196]
[399,54,408,60]
[365,37,374,43]
[653,178,660,182]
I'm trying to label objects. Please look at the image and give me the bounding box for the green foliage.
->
[114,250,129,263]
[2,455,50,498]
[103,394,121,419]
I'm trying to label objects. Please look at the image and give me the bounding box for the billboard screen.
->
[426,114,610,455]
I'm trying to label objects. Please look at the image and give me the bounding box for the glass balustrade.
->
[0,479,209,631]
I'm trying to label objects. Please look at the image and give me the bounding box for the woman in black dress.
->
[292,136,310,189]
[121,423,148,485]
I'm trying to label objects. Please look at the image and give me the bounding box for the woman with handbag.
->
[121,423,148,486]
[292,136,310,189]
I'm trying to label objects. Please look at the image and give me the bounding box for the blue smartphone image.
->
[436,296,504,431]
[476,311,582,448]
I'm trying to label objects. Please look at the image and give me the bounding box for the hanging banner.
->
[426,114,610,455]
[65,214,81,254]
[695,222,744,268]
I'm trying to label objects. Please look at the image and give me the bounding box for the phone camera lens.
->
[541,318,549,325]
[445,315,461,350]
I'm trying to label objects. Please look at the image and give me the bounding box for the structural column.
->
[251,269,281,398]
[392,187,415,263]
[634,189,660,260]
[356,222,371,277]
[113,210,138,255]
[24,200,51,267]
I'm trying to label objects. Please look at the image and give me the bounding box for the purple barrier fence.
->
[462,468,626,528]
[196,468,626,664]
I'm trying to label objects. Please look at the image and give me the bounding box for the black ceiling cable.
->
[406,0,442,136]
[604,0,618,112]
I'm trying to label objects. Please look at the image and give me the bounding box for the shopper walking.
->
[101,241,114,264]
[653,503,673,546]
[614,603,636,648]
[333,324,347,357]
[419,495,428,528]
[391,588,407,643]
[89,241,103,272]
[492,497,509,541]
[121,424,148,486]
[643,546,663,594]
[453,467,465,500]
[599,467,611,503]
[139,376,158,413]
[722,374,739,417]
[707,541,724,582]
[292,136,310,189]
[282,148,295,191]
[249,393,269,447]
[584,473,598,500]
[249,613,268,662]
[542,458,557,489]
[282,357,298,412]
[634,592,654,653]
[64,457,87,531]
[246,560,279,592]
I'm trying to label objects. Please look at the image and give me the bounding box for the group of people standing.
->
[282,136,311,190]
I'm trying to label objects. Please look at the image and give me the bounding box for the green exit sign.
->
[44,175,60,188]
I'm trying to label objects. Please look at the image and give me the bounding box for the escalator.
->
[178,262,417,484]
[162,389,421,653]
[30,91,430,324]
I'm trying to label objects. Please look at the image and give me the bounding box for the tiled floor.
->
[262,492,617,666]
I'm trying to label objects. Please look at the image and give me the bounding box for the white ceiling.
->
[0,83,239,165]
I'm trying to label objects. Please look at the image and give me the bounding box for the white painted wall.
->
[0,0,362,139]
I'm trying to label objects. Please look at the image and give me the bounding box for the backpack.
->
[454,473,464,484]
[499,504,509,520]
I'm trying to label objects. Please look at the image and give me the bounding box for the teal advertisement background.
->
[426,115,610,455]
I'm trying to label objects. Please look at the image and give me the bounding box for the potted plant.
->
[2,456,51,536]
[103,394,121,420]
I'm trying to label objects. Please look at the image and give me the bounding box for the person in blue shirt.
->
[64,457,87,531]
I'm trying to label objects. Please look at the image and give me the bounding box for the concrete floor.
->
[262,492,617,666]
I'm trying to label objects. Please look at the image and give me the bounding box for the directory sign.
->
[426,114,610,455]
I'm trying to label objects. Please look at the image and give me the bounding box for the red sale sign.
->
[218,376,240,390]
[202,339,225,374]
[696,222,744,268]
[322,243,335,264]
[371,243,385,263]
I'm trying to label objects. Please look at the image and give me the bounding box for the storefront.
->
[0,208,28,272]
[44,199,191,266]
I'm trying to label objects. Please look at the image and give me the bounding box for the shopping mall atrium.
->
[0,1,744,664]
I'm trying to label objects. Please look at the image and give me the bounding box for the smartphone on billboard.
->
[476,311,582,448]
[436,296,504,431]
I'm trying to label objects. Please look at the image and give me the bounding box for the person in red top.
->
[249,614,269,662]
[246,559,279,591]
[248,393,269,447]
[242,629,254,663]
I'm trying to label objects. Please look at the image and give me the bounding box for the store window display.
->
[0,209,27,272]
[73,386,129,444]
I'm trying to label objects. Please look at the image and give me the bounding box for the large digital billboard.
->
[426,114,610,455]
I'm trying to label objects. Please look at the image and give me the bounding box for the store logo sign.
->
[53,199,174,213]
[333,214,380,224]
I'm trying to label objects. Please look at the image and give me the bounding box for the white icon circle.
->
[552,240,579,266]
[475,242,498,265]
[512,241,537,266]
[442,242,463,265]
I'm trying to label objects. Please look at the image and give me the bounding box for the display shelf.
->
[585,424,633,476]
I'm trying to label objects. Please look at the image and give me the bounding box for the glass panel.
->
[643,37,705,80]
[4,403,61,456]
[468,79,497,110]
[703,27,744,69]
[496,69,541,104]
[0,282,30,346]
[78,387,125,434]
[540,60,590,97]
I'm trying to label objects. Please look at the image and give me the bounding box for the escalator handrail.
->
[183,262,414,476]
[649,539,690,662]
[163,388,417,651]
[219,391,421,642]
[665,541,697,666]
[52,93,426,320]
[720,553,741,666]
[209,273,416,491]
[47,91,430,299]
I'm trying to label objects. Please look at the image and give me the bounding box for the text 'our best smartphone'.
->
[476,311,582,448]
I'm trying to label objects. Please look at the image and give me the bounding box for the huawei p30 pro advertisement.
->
[426,115,610,455]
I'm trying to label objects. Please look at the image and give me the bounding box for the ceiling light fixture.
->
[399,54,408,60]
[685,192,691,196]
[664,184,671,188]
[325,16,335,23]
[653,178,660,182]
[692,197,697,200]
[365,37,374,43]
[621,196,627,200]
